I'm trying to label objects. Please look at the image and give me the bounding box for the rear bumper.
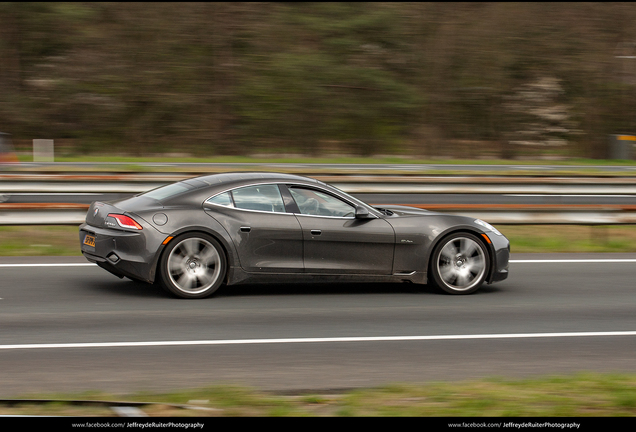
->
[80,223,165,283]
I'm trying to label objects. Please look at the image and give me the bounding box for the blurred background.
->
[2,4,636,411]
[2,2,636,161]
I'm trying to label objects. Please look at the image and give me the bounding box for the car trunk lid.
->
[85,196,162,228]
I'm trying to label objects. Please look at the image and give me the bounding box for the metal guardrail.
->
[1,173,636,225]
[0,203,89,225]
[3,173,636,194]
[1,203,636,226]
[4,161,636,173]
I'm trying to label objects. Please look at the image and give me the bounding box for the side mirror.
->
[355,205,374,219]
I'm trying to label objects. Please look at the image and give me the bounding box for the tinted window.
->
[289,187,355,217]
[206,192,233,207]
[231,184,285,213]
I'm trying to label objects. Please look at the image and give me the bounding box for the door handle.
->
[310,229,322,236]
[240,226,251,233]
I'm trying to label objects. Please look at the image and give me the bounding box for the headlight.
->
[474,219,502,236]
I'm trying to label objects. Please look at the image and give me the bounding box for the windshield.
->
[319,182,382,216]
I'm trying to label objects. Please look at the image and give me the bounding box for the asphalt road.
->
[0,253,635,396]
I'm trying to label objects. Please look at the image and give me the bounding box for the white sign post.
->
[33,139,54,162]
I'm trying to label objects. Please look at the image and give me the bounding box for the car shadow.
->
[88,277,503,299]
[213,281,504,298]
[213,282,423,298]
[86,277,167,299]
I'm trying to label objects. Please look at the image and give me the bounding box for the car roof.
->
[183,172,321,189]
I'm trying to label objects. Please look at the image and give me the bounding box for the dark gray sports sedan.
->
[80,172,509,298]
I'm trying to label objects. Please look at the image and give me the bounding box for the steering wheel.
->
[304,198,320,215]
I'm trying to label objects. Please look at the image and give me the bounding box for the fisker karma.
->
[80,172,509,298]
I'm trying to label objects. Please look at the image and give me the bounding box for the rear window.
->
[232,184,285,213]
[140,183,191,201]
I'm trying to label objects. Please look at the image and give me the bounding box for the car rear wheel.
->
[430,232,489,295]
[159,233,226,299]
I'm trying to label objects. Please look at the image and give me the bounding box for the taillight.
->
[107,214,143,230]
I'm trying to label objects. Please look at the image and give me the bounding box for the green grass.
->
[497,225,636,253]
[2,225,636,256]
[341,374,636,417]
[0,226,82,256]
[1,373,634,416]
[11,154,636,177]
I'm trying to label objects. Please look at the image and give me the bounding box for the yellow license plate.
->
[83,234,96,247]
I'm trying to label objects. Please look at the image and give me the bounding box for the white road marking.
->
[504,194,636,197]
[8,193,100,195]
[510,259,636,263]
[0,263,96,267]
[1,331,635,350]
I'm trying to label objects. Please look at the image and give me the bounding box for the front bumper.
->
[487,232,510,284]
[79,223,164,283]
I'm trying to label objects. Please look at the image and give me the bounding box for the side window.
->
[231,184,285,213]
[206,192,233,207]
[289,187,355,217]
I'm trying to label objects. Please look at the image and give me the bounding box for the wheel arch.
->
[426,226,497,284]
[152,226,236,285]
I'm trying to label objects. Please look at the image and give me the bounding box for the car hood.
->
[376,205,439,217]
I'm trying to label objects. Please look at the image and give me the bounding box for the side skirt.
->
[227,268,426,285]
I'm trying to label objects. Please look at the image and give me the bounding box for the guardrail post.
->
[591,225,609,245]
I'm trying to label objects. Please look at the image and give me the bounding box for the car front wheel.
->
[430,232,489,295]
[159,233,226,299]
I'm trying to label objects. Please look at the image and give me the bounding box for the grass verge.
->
[9,154,636,176]
[0,226,81,256]
[497,224,636,253]
[2,225,636,256]
[0,373,634,416]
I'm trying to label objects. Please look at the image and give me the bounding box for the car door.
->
[204,184,303,273]
[286,185,395,274]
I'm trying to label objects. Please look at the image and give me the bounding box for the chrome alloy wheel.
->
[167,237,222,295]
[435,235,487,292]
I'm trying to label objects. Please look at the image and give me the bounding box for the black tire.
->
[159,232,226,299]
[429,232,489,295]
